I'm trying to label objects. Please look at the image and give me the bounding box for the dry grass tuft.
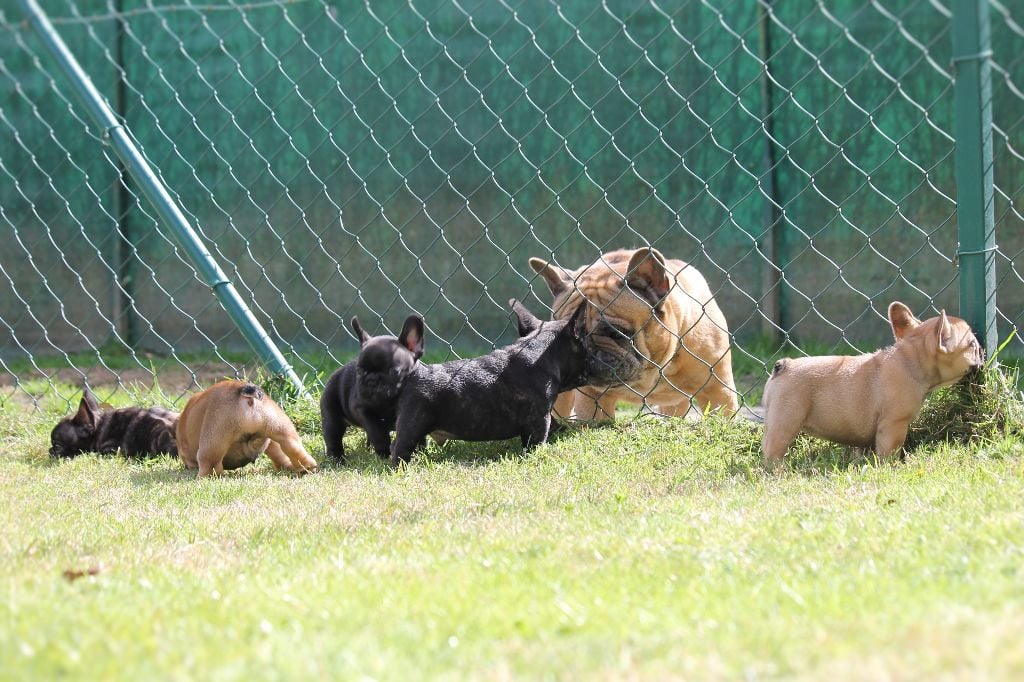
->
[906,363,1024,450]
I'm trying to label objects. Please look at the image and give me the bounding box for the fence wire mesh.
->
[0,0,1021,416]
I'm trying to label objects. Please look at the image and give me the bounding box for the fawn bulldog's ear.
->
[510,298,543,336]
[399,315,425,360]
[625,247,672,308]
[937,310,954,353]
[529,257,575,298]
[350,317,372,346]
[887,301,921,341]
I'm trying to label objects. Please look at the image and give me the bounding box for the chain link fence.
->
[0,0,1021,414]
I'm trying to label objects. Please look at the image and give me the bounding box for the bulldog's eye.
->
[610,324,635,340]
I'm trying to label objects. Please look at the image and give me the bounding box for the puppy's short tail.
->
[239,383,265,401]
[770,359,787,377]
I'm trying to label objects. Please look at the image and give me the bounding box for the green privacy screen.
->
[0,0,1021,405]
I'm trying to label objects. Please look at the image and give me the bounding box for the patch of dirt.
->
[1,361,262,408]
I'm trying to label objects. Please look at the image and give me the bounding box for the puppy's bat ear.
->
[937,310,954,353]
[888,302,921,340]
[529,257,574,298]
[399,315,425,360]
[625,247,672,308]
[509,298,542,336]
[350,317,371,346]
[73,386,99,428]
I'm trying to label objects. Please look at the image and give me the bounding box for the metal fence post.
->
[19,0,307,395]
[757,0,786,342]
[952,0,997,350]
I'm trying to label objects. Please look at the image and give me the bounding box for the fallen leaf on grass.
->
[62,566,101,582]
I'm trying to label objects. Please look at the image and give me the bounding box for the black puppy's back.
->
[389,301,587,463]
[94,407,179,458]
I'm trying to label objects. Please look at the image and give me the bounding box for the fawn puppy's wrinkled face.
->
[889,303,985,389]
[49,391,99,458]
[353,314,424,403]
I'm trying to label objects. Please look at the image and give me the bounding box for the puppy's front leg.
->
[552,391,575,419]
[573,389,618,422]
[321,411,348,463]
[521,413,552,451]
[390,415,427,466]
[761,413,802,470]
[263,440,292,471]
[364,419,393,460]
[874,420,909,461]
[269,435,318,474]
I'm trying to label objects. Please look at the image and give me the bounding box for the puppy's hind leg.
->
[196,442,227,478]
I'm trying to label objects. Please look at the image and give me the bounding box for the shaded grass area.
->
[3,378,1024,679]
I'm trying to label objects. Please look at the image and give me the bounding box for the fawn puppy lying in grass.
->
[762,302,984,467]
[320,315,424,463]
[387,299,589,466]
[177,380,317,477]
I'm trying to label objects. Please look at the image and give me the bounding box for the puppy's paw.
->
[294,458,318,475]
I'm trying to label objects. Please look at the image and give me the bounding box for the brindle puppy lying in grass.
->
[49,388,177,459]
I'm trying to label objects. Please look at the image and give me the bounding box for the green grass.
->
[3,381,1024,680]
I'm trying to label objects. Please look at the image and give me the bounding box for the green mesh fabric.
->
[0,0,1020,407]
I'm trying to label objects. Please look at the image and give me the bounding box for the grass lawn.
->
[2,385,1024,680]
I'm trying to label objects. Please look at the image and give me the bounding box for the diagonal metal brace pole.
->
[20,0,307,396]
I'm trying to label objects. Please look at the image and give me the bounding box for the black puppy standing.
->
[49,388,178,459]
[320,315,424,462]
[388,299,588,465]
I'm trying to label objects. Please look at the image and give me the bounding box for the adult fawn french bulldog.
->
[176,380,317,477]
[320,315,424,462]
[529,247,738,420]
[761,302,984,467]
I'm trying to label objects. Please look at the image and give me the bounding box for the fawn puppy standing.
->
[762,302,984,466]
[176,380,317,477]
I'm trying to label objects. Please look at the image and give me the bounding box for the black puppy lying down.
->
[49,388,178,459]
[320,315,424,462]
[389,299,588,465]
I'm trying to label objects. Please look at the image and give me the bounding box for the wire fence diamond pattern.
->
[0,0,1021,414]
